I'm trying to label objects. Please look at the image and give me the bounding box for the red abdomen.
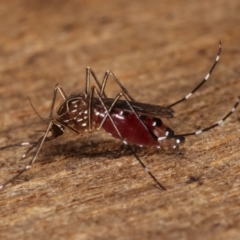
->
[94,108,177,147]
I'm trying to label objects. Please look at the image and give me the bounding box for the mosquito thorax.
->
[57,93,90,132]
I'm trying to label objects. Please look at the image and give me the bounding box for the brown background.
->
[1,0,240,239]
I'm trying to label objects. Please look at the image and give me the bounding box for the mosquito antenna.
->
[28,97,48,125]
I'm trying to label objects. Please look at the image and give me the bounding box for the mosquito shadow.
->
[38,138,135,164]
[37,137,186,165]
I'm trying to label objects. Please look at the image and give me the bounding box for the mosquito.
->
[0,41,239,190]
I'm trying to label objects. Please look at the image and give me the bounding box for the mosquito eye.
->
[52,124,65,137]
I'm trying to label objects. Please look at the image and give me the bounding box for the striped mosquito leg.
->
[21,143,39,158]
[0,141,30,150]
[168,41,222,108]
[178,96,240,137]
[0,141,38,151]
[0,121,56,190]
[122,139,166,191]
[0,166,31,190]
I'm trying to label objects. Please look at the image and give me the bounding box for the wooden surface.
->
[1,0,240,239]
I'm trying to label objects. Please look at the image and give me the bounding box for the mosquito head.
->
[51,123,65,138]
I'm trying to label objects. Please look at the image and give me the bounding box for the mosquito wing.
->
[92,97,174,118]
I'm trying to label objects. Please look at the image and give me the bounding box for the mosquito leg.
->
[100,70,135,101]
[168,41,222,108]
[0,121,57,189]
[48,84,67,120]
[86,67,135,101]
[174,96,240,138]
[0,141,39,151]
[85,67,103,96]
[0,84,68,189]
[91,86,166,191]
